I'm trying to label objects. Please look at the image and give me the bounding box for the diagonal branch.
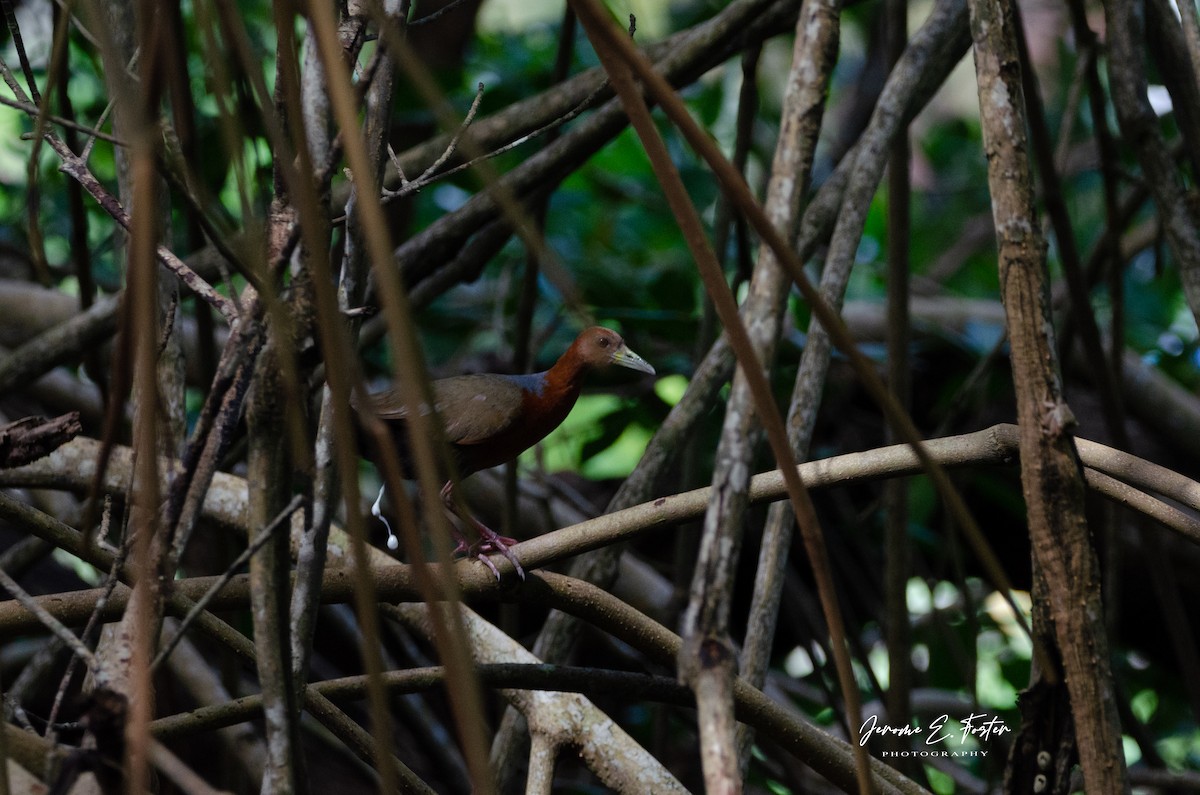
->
[47,138,239,325]
[571,6,871,793]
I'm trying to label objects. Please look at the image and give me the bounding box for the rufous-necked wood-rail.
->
[356,326,655,578]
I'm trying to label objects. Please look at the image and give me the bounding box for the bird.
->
[355,326,656,578]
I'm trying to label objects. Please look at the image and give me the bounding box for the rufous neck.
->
[543,342,593,392]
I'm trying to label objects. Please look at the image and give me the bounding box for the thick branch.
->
[967,0,1128,788]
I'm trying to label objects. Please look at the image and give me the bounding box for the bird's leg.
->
[372,484,400,551]
[438,516,501,577]
[440,480,525,579]
[376,483,508,578]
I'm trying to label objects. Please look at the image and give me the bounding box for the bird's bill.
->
[612,344,656,375]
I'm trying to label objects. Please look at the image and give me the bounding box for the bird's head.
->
[573,327,656,375]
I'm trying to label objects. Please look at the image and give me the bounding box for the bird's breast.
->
[453,376,580,472]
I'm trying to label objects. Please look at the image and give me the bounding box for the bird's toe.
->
[475,552,502,581]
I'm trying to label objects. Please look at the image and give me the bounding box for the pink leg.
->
[441,481,525,579]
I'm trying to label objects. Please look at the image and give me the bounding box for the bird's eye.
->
[598,336,610,347]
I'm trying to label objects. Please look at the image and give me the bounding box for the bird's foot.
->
[474,533,525,581]
[442,485,525,580]
[473,534,520,551]
[448,537,524,580]
[451,532,524,580]
[476,553,502,580]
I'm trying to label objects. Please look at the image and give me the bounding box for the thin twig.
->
[381,82,488,196]
[408,0,474,26]
[0,566,96,668]
[377,68,614,205]
[46,497,122,735]
[153,494,303,670]
[410,82,486,186]
[0,93,128,145]
[81,97,117,162]
[51,142,240,323]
